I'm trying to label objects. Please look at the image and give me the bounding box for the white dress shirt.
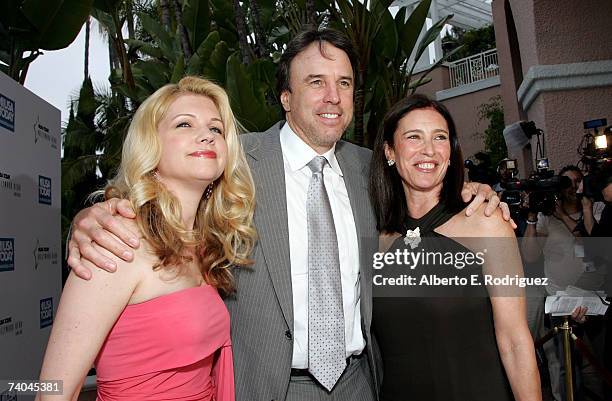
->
[279,123,365,369]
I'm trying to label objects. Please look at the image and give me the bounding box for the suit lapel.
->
[247,123,294,329]
[335,142,374,332]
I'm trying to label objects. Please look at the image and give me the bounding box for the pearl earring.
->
[387,159,395,166]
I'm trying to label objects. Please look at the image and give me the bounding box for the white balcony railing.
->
[448,48,499,88]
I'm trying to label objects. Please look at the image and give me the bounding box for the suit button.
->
[285,330,292,340]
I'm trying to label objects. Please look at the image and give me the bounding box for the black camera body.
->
[499,158,570,216]
[502,171,566,215]
[582,160,612,202]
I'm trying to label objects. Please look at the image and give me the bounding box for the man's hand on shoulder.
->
[68,198,139,280]
[461,181,517,229]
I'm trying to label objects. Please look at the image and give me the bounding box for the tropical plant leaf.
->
[225,53,279,132]
[133,59,170,90]
[0,0,23,29]
[412,14,453,68]
[125,39,164,59]
[61,155,99,191]
[138,12,176,61]
[171,55,185,83]
[75,77,97,118]
[372,6,397,61]
[202,40,231,85]
[248,58,278,101]
[209,0,238,47]
[268,26,290,45]
[183,0,210,51]
[90,8,116,38]
[186,30,220,75]
[92,0,122,13]
[0,0,37,51]
[397,0,431,60]
[255,0,277,33]
[21,0,94,50]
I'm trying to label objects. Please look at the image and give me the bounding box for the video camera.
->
[499,157,569,216]
[498,122,569,215]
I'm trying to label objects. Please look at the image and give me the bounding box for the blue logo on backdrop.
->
[0,93,15,132]
[40,297,53,328]
[39,175,52,205]
[0,238,15,272]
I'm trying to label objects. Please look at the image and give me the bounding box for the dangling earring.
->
[204,183,214,200]
[448,160,451,167]
[387,159,395,166]
[152,170,161,181]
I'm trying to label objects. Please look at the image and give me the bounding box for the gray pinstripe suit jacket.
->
[226,121,382,401]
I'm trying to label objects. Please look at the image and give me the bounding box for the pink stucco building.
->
[399,0,612,178]
[492,0,612,176]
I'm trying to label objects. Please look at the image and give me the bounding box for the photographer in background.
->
[587,163,612,237]
[523,165,605,292]
[522,165,605,401]
[495,158,529,236]
[583,162,612,401]
[465,152,497,186]
[493,158,515,193]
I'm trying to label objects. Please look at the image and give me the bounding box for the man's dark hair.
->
[369,94,466,233]
[559,165,582,178]
[276,28,359,97]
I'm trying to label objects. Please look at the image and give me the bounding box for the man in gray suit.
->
[68,28,507,401]
[227,30,381,400]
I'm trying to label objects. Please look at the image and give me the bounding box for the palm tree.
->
[92,0,136,92]
[232,0,252,65]
[172,0,193,61]
[84,17,91,79]
[249,0,268,58]
[159,0,172,29]
[305,0,316,27]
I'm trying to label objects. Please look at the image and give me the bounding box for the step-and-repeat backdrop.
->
[0,71,61,400]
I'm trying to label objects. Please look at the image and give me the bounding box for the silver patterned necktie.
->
[306,155,346,391]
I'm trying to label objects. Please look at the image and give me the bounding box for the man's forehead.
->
[290,42,354,78]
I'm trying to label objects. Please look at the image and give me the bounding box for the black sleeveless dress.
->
[372,203,514,401]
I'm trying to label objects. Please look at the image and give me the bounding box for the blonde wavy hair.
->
[105,76,256,295]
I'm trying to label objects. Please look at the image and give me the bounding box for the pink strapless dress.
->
[94,285,234,401]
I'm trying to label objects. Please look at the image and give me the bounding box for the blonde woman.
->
[37,77,255,401]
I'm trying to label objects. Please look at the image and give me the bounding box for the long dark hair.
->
[369,94,465,233]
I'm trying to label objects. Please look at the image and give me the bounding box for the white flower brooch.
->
[403,227,422,249]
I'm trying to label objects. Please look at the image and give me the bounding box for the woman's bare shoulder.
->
[453,204,514,238]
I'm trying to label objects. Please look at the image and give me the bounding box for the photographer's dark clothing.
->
[592,203,612,237]
[588,202,612,401]
[584,203,612,293]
